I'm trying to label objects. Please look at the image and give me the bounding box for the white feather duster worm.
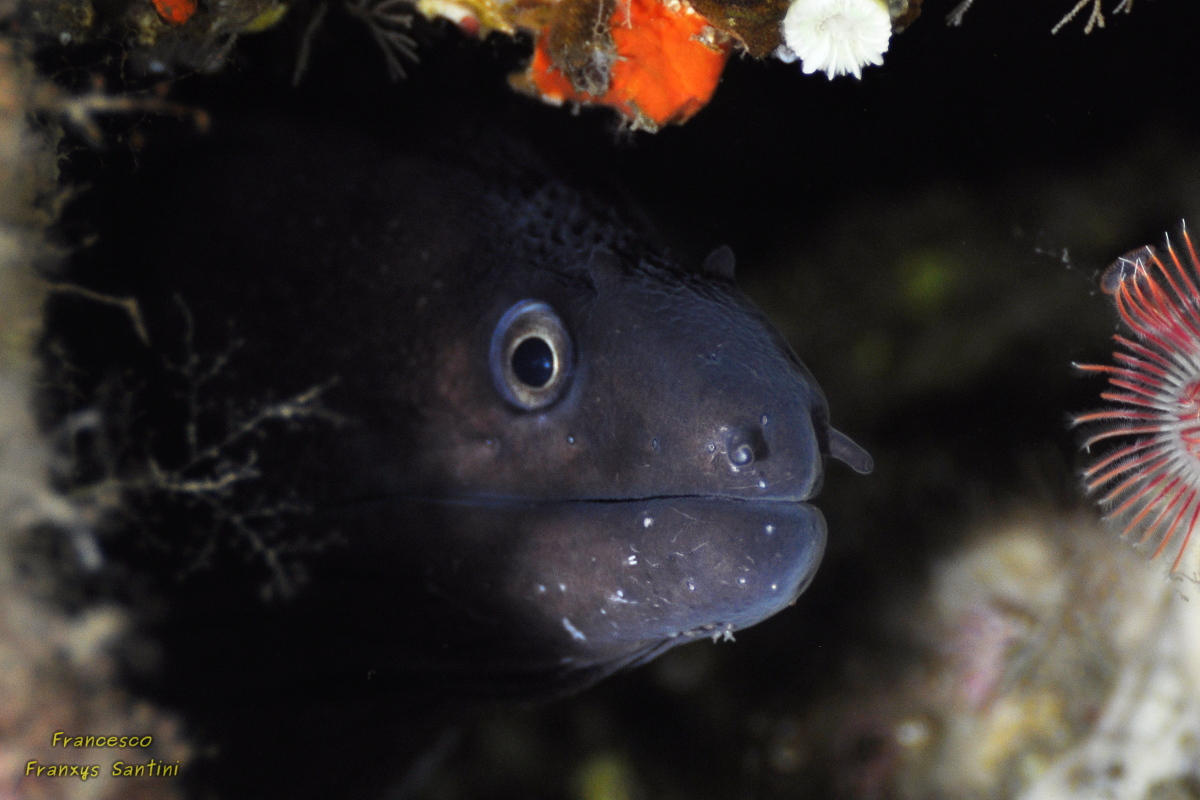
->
[779,0,892,79]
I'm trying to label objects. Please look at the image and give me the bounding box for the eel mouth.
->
[317,493,826,693]
[341,490,822,507]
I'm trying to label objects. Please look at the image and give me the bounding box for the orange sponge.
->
[528,0,730,130]
[152,0,197,25]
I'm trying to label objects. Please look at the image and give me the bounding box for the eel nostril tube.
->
[725,425,767,469]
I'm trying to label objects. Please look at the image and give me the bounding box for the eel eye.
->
[490,300,574,410]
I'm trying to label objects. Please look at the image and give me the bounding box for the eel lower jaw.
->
[308,492,826,697]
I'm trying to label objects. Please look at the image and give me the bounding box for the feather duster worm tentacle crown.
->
[1073,225,1200,573]
[779,0,891,79]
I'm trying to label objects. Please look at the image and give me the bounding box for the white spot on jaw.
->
[711,624,736,643]
[737,577,748,586]
[562,618,586,641]
[626,555,638,566]
[642,515,654,528]
[558,583,567,592]
[765,524,776,535]
[609,589,632,604]
[758,479,768,489]
[537,584,546,593]
[770,583,778,591]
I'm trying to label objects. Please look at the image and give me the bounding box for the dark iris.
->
[512,337,554,387]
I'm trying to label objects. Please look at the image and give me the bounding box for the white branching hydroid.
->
[780,0,891,79]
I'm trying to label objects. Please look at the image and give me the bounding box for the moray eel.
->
[53,123,870,798]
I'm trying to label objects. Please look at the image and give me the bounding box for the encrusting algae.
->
[16,0,1158,132]
[745,511,1200,800]
[428,0,915,126]
[18,0,920,130]
[0,29,192,800]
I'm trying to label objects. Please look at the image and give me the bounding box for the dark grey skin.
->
[60,123,870,798]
